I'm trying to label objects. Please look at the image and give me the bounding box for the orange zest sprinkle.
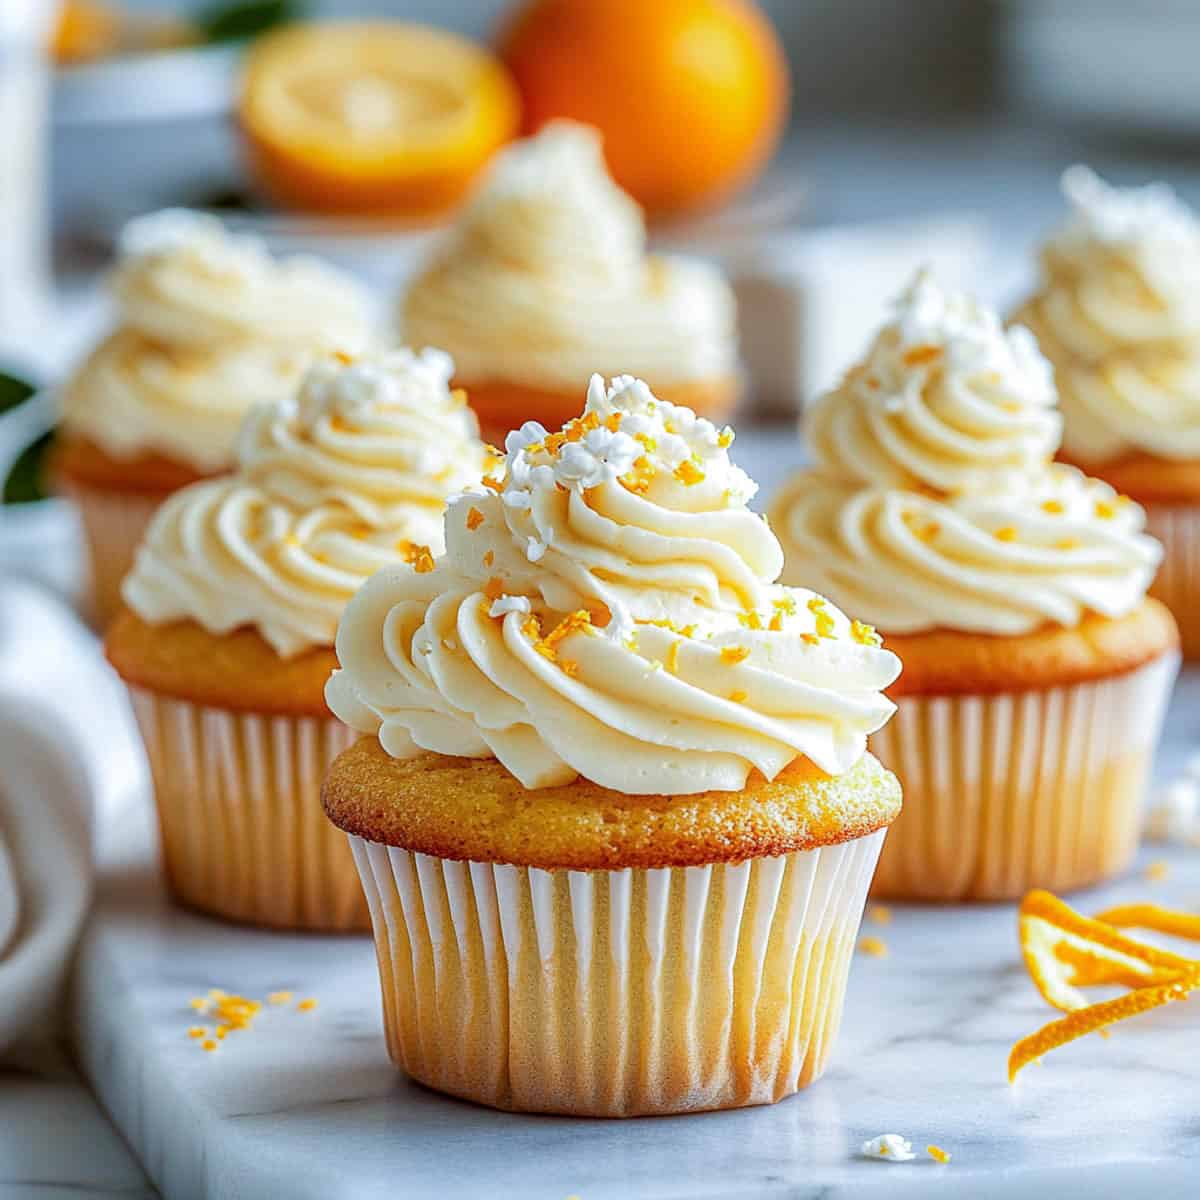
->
[634,433,657,453]
[729,689,748,703]
[719,645,751,665]
[927,1145,951,1165]
[1055,538,1080,551]
[559,659,580,678]
[587,600,612,628]
[297,999,318,1012]
[189,998,208,1011]
[332,349,354,365]
[411,546,435,574]
[1144,860,1171,882]
[645,618,696,638]
[1041,498,1065,515]
[869,904,893,926]
[738,608,764,630]
[674,459,705,487]
[801,632,820,646]
[268,990,293,1005]
[858,936,889,958]
[1095,499,1116,520]
[773,596,797,615]
[717,429,734,448]
[466,507,485,531]
[481,476,503,493]
[202,1040,218,1052]
[666,639,682,674]
[994,526,1017,542]
[483,576,505,602]
[769,611,784,632]
[531,610,595,662]
[483,550,495,568]
[902,344,942,367]
[1009,890,1200,1083]
[188,1026,207,1039]
[604,412,622,432]
[807,596,835,638]
[851,619,882,647]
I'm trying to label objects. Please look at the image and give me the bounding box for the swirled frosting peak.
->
[772,273,1162,636]
[327,375,901,795]
[809,270,1060,495]
[401,122,737,390]
[1013,167,1200,464]
[63,210,373,473]
[122,349,487,658]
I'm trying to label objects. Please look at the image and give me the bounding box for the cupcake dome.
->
[772,271,1161,637]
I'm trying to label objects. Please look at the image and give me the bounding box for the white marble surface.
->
[66,659,1200,1200]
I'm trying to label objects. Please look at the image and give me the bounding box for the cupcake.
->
[400,121,739,441]
[106,349,487,930]
[771,272,1179,902]
[55,210,372,626]
[1013,167,1200,657]
[323,374,902,1116]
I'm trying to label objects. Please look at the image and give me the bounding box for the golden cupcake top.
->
[327,374,901,797]
[61,210,372,474]
[1014,167,1200,465]
[771,273,1162,636]
[400,121,737,390]
[122,349,486,658]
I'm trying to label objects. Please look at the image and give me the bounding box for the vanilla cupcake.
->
[771,272,1178,901]
[1013,167,1200,657]
[400,122,739,440]
[56,210,372,626]
[323,374,901,1116]
[106,349,486,930]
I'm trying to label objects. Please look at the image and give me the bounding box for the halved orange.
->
[238,22,521,220]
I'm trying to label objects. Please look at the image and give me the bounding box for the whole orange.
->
[498,0,789,216]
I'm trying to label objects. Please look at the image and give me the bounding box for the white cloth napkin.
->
[0,579,144,1057]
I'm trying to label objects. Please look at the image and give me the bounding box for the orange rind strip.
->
[1011,890,1200,1083]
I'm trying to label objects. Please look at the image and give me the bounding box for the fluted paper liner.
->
[58,477,163,629]
[130,688,367,931]
[1146,503,1200,659]
[870,653,1178,901]
[346,829,885,1117]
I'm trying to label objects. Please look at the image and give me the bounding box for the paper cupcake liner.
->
[869,653,1178,902]
[57,477,163,629]
[1145,502,1200,659]
[346,829,885,1117]
[129,688,367,931]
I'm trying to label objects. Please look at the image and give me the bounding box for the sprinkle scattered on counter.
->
[1145,860,1171,883]
[858,935,889,958]
[185,988,317,1051]
[927,1144,952,1164]
[861,1134,915,1162]
[868,903,892,926]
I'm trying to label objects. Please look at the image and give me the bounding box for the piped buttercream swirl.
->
[327,374,900,795]
[122,349,486,657]
[1014,167,1200,464]
[401,122,737,390]
[62,210,372,473]
[772,272,1161,635]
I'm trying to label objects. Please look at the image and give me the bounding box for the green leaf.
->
[3,430,54,505]
[198,0,303,44]
[0,370,36,418]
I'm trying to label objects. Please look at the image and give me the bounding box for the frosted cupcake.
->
[323,374,901,1116]
[106,349,486,930]
[400,122,739,440]
[55,210,371,626]
[1013,167,1200,657]
[771,272,1178,901]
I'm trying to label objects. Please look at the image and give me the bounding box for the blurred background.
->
[6,0,1200,593]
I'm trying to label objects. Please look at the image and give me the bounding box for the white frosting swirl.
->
[401,122,737,389]
[328,375,900,795]
[1015,167,1200,464]
[122,350,486,657]
[62,210,372,473]
[809,271,1061,493]
[772,273,1161,635]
